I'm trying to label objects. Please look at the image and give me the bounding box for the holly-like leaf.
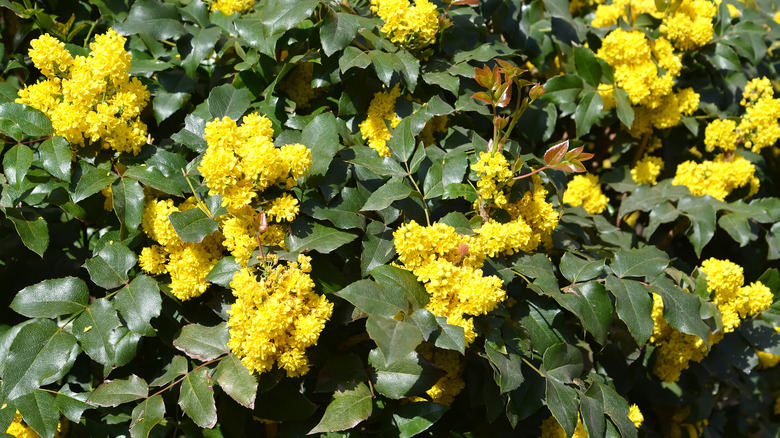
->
[286,220,358,254]
[169,208,219,243]
[39,136,72,181]
[337,279,407,318]
[0,103,52,140]
[3,143,33,185]
[83,241,137,289]
[72,166,118,203]
[72,298,121,367]
[130,395,165,438]
[113,275,161,337]
[605,275,654,345]
[14,389,59,438]
[10,277,88,319]
[7,213,49,258]
[308,382,373,434]
[360,180,414,212]
[173,323,229,361]
[610,246,668,279]
[115,0,186,40]
[366,315,424,367]
[391,401,448,438]
[88,375,149,407]
[179,368,217,429]
[213,353,259,409]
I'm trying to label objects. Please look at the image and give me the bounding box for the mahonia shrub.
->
[0,0,779,437]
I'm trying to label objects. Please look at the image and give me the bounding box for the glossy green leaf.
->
[605,275,654,345]
[72,166,118,203]
[130,394,165,438]
[213,353,259,409]
[309,382,373,434]
[54,387,90,423]
[320,10,360,56]
[11,276,87,319]
[679,195,717,256]
[585,382,637,438]
[182,27,221,77]
[7,212,49,258]
[366,314,424,366]
[718,212,753,247]
[387,117,417,163]
[371,264,429,310]
[560,252,604,283]
[609,246,668,279]
[207,84,251,120]
[541,75,583,106]
[361,221,396,276]
[337,279,407,318]
[392,401,448,438]
[261,0,320,35]
[369,349,438,399]
[114,0,186,40]
[113,275,162,337]
[485,342,524,393]
[1,319,80,402]
[286,220,358,253]
[88,375,149,407]
[15,389,59,438]
[347,146,407,178]
[111,178,144,229]
[302,112,341,177]
[123,164,183,196]
[3,144,32,185]
[542,343,583,383]
[173,322,229,361]
[0,103,52,140]
[574,89,603,138]
[39,137,71,182]
[179,368,217,428]
[72,298,121,366]
[571,281,614,345]
[150,356,189,387]
[545,377,579,438]
[573,46,602,86]
[205,256,241,288]
[83,241,136,289]
[361,180,414,211]
[651,276,710,343]
[169,207,219,243]
[614,88,634,128]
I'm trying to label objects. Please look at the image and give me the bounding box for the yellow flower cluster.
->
[704,119,739,152]
[631,155,664,185]
[659,0,717,51]
[591,0,659,27]
[370,0,439,52]
[563,173,609,214]
[5,411,67,438]
[416,343,465,406]
[596,29,699,136]
[227,255,333,377]
[139,197,224,301]
[210,0,254,14]
[737,77,780,153]
[472,151,515,208]
[359,84,402,157]
[16,30,149,155]
[651,259,772,382]
[540,405,643,437]
[198,112,311,210]
[672,153,759,200]
[279,63,326,110]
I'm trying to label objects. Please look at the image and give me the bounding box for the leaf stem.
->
[149,355,225,399]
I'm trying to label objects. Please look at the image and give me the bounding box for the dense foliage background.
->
[1,0,780,437]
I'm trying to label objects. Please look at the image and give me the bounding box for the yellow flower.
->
[672,154,758,201]
[211,0,254,14]
[631,155,664,185]
[472,150,514,208]
[370,0,439,52]
[416,343,465,406]
[659,0,717,51]
[563,173,609,214]
[359,84,402,157]
[278,63,326,109]
[704,119,739,152]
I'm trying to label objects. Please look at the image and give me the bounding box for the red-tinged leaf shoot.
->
[473,91,493,106]
[544,140,569,165]
[492,67,502,92]
[452,0,479,5]
[474,66,493,89]
[496,82,512,107]
[494,116,509,131]
[529,84,545,100]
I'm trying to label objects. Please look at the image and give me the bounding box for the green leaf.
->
[361,180,414,211]
[113,275,162,337]
[361,221,396,277]
[153,91,188,123]
[123,164,183,196]
[169,208,219,243]
[560,252,604,283]
[173,323,230,361]
[347,146,407,178]
[370,50,401,87]
[679,196,717,256]
[3,144,33,185]
[571,281,614,345]
[315,354,369,393]
[366,314,424,366]
[111,178,144,230]
[391,401,448,438]
[72,298,121,366]
[207,84,251,120]
[261,0,320,35]
[7,212,49,258]
[54,387,90,423]
[579,392,606,438]
[114,0,186,40]
[72,166,118,203]
[150,356,189,387]
[309,382,373,434]
[651,276,710,343]
[609,246,668,279]
[542,343,584,383]
[484,342,524,393]
[339,46,372,73]
[387,117,417,163]
[14,390,59,438]
[545,378,579,438]
[371,264,428,310]
[83,241,136,289]
[710,43,741,71]
[320,10,360,56]
[302,112,341,177]
[369,349,439,399]
[172,114,208,152]
[0,103,52,140]
[89,375,149,407]
[605,275,654,345]
[130,394,165,438]
[541,75,583,106]
[585,382,637,438]
[614,88,634,128]
[337,279,407,318]
[179,368,217,428]
[430,316,466,353]
[718,212,753,247]
[205,256,241,288]
[213,353,259,409]
[574,89,603,138]
[39,137,71,182]
[286,220,358,253]
[11,276,88,319]
[182,26,221,77]
[573,46,602,87]
[1,319,80,402]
